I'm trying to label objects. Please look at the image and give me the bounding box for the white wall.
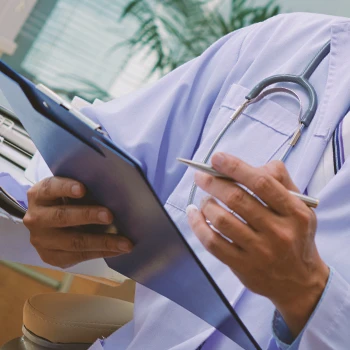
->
[0,0,37,55]
[278,0,350,17]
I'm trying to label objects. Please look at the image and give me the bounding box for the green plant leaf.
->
[116,0,280,80]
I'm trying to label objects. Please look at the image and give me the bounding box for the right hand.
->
[23,176,133,268]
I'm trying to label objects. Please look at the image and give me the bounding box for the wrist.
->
[274,261,330,338]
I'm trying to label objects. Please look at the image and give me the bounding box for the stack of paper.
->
[0,105,36,170]
[0,186,26,218]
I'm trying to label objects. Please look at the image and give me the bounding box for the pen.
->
[177,158,319,209]
[36,83,105,133]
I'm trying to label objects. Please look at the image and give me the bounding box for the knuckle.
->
[201,175,214,188]
[265,162,286,183]
[251,211,266,225]
[71,235,87,251]
[296,207,314,226]
[103,236,114,251]
[212,213,230,231]
[244,235,256,248]
[274,161,287,176]
[226,158,241,177]
[271,161,287,175]
[267,220,282,235]
[23,212,38,228]
[26,187,37,202]
[278,230,294,246]
[83,208,94,223]
[253,174,271,193]
[60,180,69,196]
[226,187,245,206]
[41,177,54,198]
[54,207,68,225]
[201,198,217,217]
[258,246,273,263]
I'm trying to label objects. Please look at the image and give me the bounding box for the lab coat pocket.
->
[217,82,300,163]
[167,83,300,211]
[221,83,300,137]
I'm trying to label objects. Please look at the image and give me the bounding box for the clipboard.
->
[0,60,261,350]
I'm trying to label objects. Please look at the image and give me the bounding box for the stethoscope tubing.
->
[187,40,332,206]
[246,75,317,127]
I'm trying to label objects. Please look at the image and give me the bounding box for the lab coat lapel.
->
[289,22,350,192]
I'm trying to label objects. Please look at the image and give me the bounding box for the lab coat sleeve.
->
[80,25,255,204]
[0,25,254,276]
[270,268,350,350]
[268,158,350,349]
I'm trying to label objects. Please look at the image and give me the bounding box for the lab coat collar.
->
[291,21,350,192]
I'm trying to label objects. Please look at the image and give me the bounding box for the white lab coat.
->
[1,12,350,350]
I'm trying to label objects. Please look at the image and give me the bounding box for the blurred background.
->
[2,0,350,104]
[0,0,350,346]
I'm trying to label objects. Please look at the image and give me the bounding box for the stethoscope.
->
[188,40,331,206]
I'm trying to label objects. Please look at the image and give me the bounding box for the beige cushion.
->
[23,293,134,344]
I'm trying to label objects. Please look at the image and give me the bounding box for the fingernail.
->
[98,211,110,224]
[118,241,132,253]
[71,184,82,196]
[212,153,225,168]
[186,204,198,218]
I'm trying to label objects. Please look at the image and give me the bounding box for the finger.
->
[41,250,128,269]
[194,173,276,231]
[186,205,242,266]
[210,153,299,215]
[26,205,113,228]
[32,230,132,253]
[262,161,299,192]
[200,197,260,250]
[29,177,86,203]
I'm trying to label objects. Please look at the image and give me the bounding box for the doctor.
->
[1,12,350,350]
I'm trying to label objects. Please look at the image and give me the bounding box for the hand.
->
[24,177,132,269]
[187,152,329,337]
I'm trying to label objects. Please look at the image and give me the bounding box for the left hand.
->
[187,152,329,337]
